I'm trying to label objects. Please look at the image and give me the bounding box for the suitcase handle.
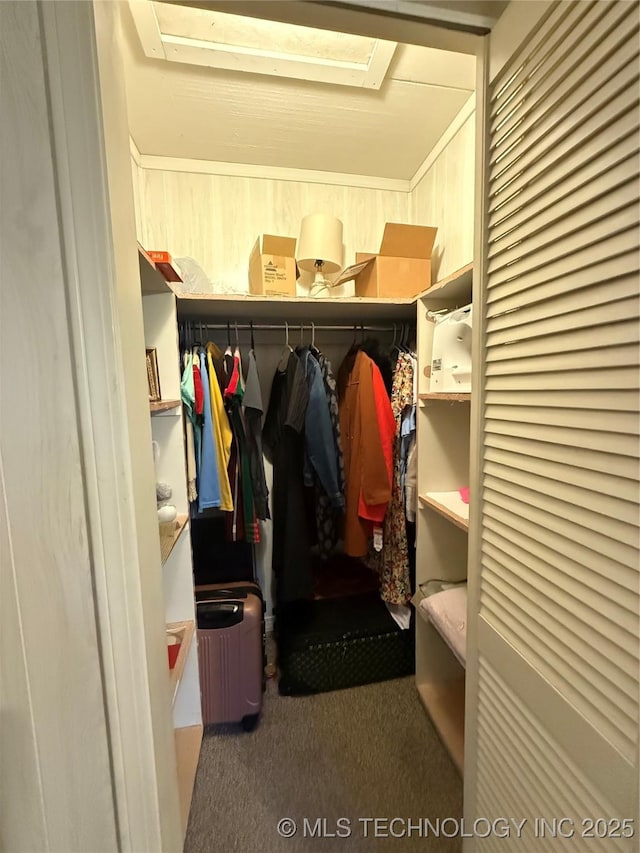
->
[197,601,244,629]
[195,589,248,602]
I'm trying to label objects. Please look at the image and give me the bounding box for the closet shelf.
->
[167,620,195,705]
[417,262,473,304]
[138,244,176,295]
[419,392,471,402]
[176,292,416,322]
[150,399,181,415]
[417,680,465,775]
[419,492,469,531]
[416,585,467,668]
[175,724,203,837]
[160,514,189,565]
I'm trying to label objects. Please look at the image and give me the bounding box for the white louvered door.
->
[464,1,639,849]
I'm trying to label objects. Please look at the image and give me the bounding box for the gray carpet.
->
[185,668,463,853]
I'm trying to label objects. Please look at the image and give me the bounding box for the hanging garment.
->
[181,351,197,503]
[358,360,395,526]
[205,342,233,513]
[298,347,343,510]
[191,352,203,486]
[197,349,222,512]
[224,346,259,543]
[193,353,204,417]
[399,353,417,495]
[338,350,393,558]
[369,351,414,606]
[263,350,311,603]
[313,351,345,560]
[243,348,270,521]
[405,439,417,523]
[224,346,242,399]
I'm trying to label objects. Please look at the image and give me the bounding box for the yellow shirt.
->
[206,343,233,512]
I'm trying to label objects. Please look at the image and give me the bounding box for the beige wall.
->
[410,109,475,283]
[130,102,475,291]
[133,166,410,295]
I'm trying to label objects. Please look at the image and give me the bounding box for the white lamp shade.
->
[296,213,343,274]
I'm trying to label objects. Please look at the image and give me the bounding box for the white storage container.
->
[430,303,472,393]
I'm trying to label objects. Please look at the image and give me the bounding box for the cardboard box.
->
[249,235,298,296]
[334,223,437,298]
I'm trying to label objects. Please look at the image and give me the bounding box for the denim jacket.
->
[299,347,344,509]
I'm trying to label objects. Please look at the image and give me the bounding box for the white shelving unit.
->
[139,248,202,837]
[415,263,473,775]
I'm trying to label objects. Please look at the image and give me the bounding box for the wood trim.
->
[175,725,203,838]
[194,1,480,54]
[130,136,142,167]
[40,2,182,849]
[417,680,466,774]
[419,393,471,402]
[160,515,189,565]
[418,262,474,300]
[410,95,476,191]
[127,0,165,60]
[419,493,469,531]
[136,150,412,192]
[176,292,417,322]
[167,620,195,703]
[463,35,490,818]
[150,399,181,415]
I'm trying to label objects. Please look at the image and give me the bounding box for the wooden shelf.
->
[419,492,469,531]
[417,679,465,774]
[160,514,189,565]
[176,292,416,322]
[138,244,177,295]
[175,724,203,837]
[418,262,473,303]
[416,584,467,669]
[150,399,181,414]
[167,620,195,705]
[419,392,471,402]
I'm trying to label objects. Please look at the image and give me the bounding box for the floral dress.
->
[369,352,414,604]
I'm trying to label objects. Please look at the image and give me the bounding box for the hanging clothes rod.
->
[181,322,406,333]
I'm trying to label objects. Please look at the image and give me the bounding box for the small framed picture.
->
[146,348,161,401]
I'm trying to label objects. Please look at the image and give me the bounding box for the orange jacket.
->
[339,351,393,557]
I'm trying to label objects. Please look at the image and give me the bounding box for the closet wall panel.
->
[136,167,409,294]
[410,108,475,282]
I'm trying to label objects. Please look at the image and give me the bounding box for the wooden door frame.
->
[38,1,493,849]
[39,2,182,849]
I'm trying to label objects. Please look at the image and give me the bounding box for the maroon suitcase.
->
[195,583,264,731]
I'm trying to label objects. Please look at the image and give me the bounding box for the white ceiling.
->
[122,2,475,180]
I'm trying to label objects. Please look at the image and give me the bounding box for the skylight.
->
[128,2,397,89]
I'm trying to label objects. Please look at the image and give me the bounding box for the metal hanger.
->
[277,321,293,370]
[250,320,255,351]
